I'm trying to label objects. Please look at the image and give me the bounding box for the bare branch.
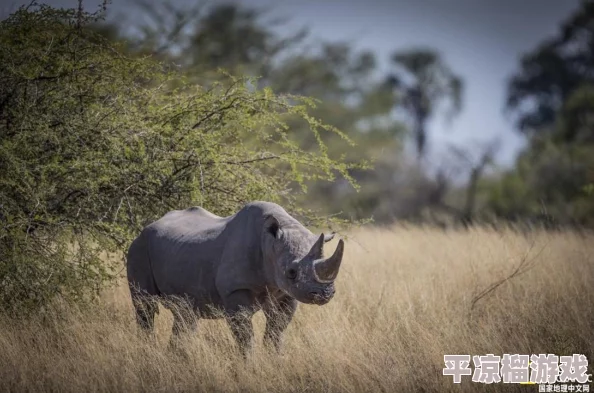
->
[469,241,546,317]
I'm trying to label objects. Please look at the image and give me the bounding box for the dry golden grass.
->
[1,226,593,392]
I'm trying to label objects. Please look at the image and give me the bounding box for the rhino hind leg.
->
[127,234,160,333]
[131,292,158,332]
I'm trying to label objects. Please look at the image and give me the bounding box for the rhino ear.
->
[264,215,283,240]
[323,232,335,243]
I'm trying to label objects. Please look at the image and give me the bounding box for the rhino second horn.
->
[307,233,326,259]
[314,239,344,283]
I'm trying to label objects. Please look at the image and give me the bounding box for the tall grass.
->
[1,226,592,392]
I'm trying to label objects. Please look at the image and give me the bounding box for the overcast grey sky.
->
[5,0,583,168]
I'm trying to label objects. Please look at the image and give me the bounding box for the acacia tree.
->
[0,3,360,315]
[386,49,463,160]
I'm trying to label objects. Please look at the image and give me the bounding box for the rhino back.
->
[144,207,232,308]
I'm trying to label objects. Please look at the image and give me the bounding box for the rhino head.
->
[261,215,345,305]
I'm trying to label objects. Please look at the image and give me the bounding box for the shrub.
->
[0,3,359,315]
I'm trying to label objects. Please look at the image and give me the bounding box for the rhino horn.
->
[307,234,325,259]
[314,239,344,283]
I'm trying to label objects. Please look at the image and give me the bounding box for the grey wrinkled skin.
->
[126,201,345,356]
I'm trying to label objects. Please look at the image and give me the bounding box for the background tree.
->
[119,0,307,84]
[506,0,594,136]
[485,0,594,227]
[385,49,463,160]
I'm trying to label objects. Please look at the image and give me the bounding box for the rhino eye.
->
[286,268,297,280]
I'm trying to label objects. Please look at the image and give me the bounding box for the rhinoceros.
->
[126,201,344,355]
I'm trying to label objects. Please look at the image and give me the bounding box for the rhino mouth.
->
[312,297,331,305]
[308,290,334,305]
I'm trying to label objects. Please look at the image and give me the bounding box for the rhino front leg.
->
[263,296,297,353]
[223,289,256,358]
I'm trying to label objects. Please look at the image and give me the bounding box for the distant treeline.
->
[90,0,594,229]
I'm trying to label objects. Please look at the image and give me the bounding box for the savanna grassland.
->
[0,226,593,393]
